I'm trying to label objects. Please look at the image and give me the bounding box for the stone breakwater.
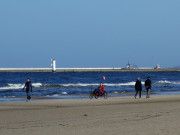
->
[0,68,180,72]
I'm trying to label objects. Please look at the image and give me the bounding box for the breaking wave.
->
[156,80,180,85]
[0,83,43,90]
[44,82,137,87]
[1,80,180,90]
[44,83,99,87]
[0,82,138,90]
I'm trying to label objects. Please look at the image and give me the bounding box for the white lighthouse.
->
[51,59,56,72]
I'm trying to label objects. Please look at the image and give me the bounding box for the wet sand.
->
[0,95,180,135]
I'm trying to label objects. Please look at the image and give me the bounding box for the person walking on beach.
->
[134,77,142,99]
[145,77,151,98]
[23,78,32,101]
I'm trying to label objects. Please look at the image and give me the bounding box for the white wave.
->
[0,84,24,90]
[104,82,135,86]
[104,82,145,86]
[61,92,67,95]
[52,94,59,97]
[156,80,171,84]
[172,81,180,85]
[62,83,99,87]
[61,82,142,87]
[0,83,43,90]
[3,96,16,98]
[156,80,180,85]
[32,83,43,87]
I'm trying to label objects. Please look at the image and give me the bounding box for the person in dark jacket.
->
[145,77,151,98]
[23,78,32,101]
[134,77,142,99]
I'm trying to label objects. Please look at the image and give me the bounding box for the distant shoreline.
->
[0,68,180,72]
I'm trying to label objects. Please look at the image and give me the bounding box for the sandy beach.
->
[0,95,180,135]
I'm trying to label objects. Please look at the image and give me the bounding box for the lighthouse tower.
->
[51,59,56,72]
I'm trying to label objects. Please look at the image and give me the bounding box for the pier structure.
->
[0,68,180,72]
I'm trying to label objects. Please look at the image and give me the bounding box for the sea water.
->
[0,72,180,101]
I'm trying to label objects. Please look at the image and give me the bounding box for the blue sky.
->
[0,0,180,68]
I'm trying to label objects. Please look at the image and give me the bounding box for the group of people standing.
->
[134,77,152,99]
[22,77,151,102]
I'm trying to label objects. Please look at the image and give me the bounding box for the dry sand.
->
[0,95,180,135]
